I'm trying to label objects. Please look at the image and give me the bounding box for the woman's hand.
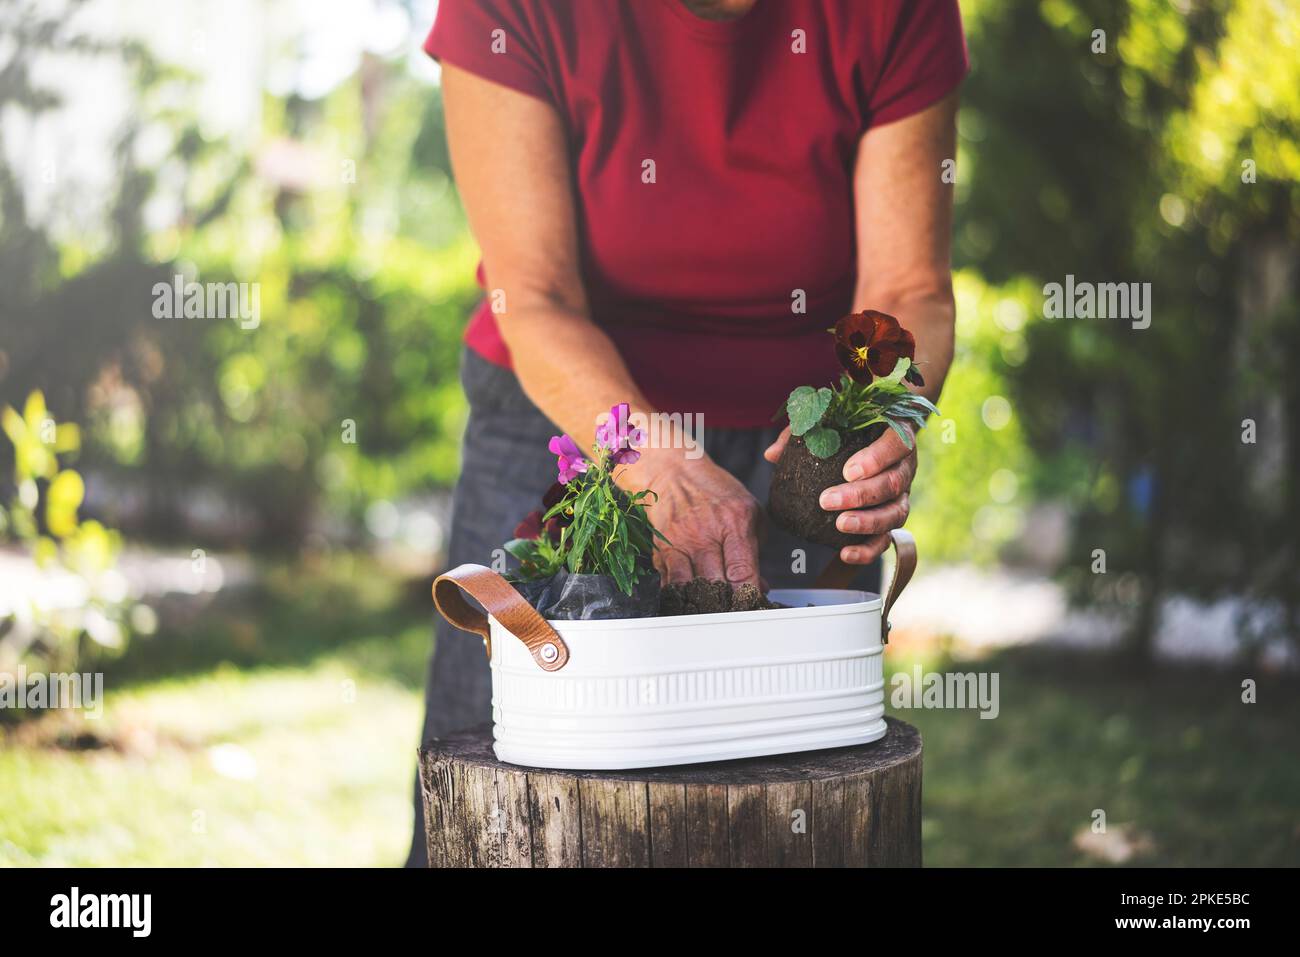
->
[764,425,916,565]
[620,451,762,586]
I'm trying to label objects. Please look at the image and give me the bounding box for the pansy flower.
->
[833,310,925,387]
[513,482,570,543]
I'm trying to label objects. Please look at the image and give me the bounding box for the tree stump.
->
[419,717,921,867]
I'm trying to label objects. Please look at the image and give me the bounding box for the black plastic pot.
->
[513,568,661,620]
[509,577,555,612]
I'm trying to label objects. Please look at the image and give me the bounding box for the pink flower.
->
[596,402,645,466]
[548,434,588,484]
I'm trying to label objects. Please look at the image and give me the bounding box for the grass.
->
[2,559,1297,867]
[894,644,1300,866]
[1,664,421,866]
[1,556,432,867]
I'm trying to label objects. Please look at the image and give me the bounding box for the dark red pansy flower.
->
[513,510,543,540]
[541,481,566,512]
[833,310,917,383]
[514,482,572,543]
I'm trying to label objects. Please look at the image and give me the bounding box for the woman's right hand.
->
[619,450,762,586]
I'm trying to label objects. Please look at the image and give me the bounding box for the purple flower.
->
[595,402,645,466]
[548,434,588,484]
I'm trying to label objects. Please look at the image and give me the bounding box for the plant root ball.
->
[767,423,885,548]
[658,578,783,616]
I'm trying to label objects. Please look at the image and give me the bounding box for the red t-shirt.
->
[425,0,967,428]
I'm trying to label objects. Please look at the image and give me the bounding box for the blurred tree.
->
[0,391,141,680]
[0,0,479,550]
[952,0,1300,660]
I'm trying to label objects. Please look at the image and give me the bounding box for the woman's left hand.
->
[764,425,916,565]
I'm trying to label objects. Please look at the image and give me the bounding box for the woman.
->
[408,0,965,865]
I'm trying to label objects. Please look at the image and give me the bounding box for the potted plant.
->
[768,310,938,547]
[504,403,667,619]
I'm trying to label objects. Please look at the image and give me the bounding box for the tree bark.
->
[419,718,922,868]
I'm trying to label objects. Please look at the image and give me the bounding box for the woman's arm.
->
[441,64,764,585]
[851,90,958,405]
[765,91,960,564]
[441,63,643,445]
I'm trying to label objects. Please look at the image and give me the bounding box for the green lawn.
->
[900,645,1300,866]
[1,558,431,868]
[1,664,421,866]
[3,560,1297,867]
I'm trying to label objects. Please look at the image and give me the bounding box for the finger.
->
[691,544,727,582]
[659,548,694,584]
[835,494,909,536]
[840,534,891,565]
[842,427,914,482]
[763,426,791,464]
[721,526,761,586]
[820,456,916,510]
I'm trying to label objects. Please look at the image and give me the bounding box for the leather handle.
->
[432,564,570,672]
[880,528,917,641]
[813,529,918,643]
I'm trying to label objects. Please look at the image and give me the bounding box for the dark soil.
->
[658,578,784,616]
[767,423,886,547]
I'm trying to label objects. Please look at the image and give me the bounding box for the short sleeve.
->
[423,0,554,104]
[865,0,969,129]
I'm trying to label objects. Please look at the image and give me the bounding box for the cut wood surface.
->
[419,717,922,868]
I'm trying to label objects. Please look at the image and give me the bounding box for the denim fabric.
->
[406,350,880,865]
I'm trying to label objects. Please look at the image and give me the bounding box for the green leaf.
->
[880,357,911,387]
[787,385,832,437]
[885,419,916,449]
[804,426,842,458]
[542,488,572,520]
[503,538,535,561]
[572,514,597,566]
